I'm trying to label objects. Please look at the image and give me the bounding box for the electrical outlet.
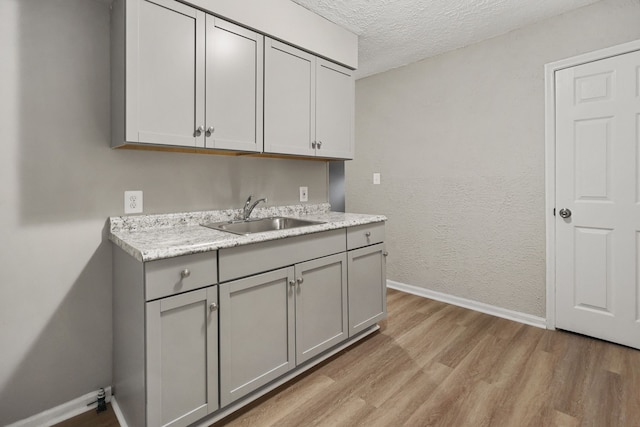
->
[124,190,143,214]
[373,173,381,185]
[299,186,308,202]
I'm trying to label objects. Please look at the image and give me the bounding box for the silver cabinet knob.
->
[209,302,217,312]
[180,269,191,278]
[383,251,389,257]
[296,277,304,285]
[206,126,215,137]
[365,231,371,237]
[311,141,317,149]
[559,208,572,219]
[195,125,205,137]
[317,141,322,149]
[289,279,296,287]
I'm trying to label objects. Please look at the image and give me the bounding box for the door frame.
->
[544,39,640,329]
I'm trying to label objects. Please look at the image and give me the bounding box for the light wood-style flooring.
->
[56,289,640,427]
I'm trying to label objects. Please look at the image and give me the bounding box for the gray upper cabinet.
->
[315,59,355,159]
[146,287,218,427]
[264,38,354,160]
[112,0,263,152]
[205,17,264,152]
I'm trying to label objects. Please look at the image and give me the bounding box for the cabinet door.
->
[348,244,387,336]
[294,253,348,364]
[146,287,218,427]
[315,59,355,159]
[205,17,264,152]
[264,38,315,156]
[219,267,295,407]
[126,0,205,147]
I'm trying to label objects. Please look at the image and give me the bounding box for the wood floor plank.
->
[56,288,640,427]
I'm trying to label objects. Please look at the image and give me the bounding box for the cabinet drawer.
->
[145,252,217,301]
[347,222,385,250]
[219,229,346,282]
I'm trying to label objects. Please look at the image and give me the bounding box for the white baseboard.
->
[387,280,546,329]
[7,386,112,427]
[110,396,129,427]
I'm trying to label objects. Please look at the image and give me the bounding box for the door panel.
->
[555,50,640,349]
[574,118,611,200]
[574,227,612,313]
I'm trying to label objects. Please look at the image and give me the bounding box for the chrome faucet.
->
[242,195,267,220]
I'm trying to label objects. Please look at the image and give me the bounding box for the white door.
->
[555,50,640,349]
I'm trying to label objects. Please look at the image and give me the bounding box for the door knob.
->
[559,208,572,219]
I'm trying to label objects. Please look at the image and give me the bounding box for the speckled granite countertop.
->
[109,203,387,262]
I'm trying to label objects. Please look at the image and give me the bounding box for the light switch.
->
[373,173,381,185]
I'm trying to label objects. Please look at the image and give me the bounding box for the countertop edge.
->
[109,213,387,262]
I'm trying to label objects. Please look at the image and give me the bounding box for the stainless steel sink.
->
[202,216,324,235]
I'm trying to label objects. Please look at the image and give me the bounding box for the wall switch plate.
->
[373,173,381,185]
[124,190,143,214]
[299,186,308,202]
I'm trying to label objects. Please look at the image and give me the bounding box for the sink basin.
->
[202,216,325,235]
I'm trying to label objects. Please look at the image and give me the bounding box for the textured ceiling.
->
[291,0,602,78]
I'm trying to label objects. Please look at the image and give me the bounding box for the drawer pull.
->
[180,269,191,279]
[209,302,218,312]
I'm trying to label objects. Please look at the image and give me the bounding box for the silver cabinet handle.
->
[206,126,215,137]
[296,277,304,285]
[311,141,317,149]
[195,125,205,137]
[289,279,296,287]
[180,269,191,278]
[209,302,217,312]
[317,141,322,149]
[383,251,389,257]
[559,208,572,219]
[365,231,371,237]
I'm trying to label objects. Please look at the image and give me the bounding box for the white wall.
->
[347,0,640,318]
[0,0,327,424]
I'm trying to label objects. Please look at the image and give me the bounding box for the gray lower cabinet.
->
[146,287,218,427]
[219,267,296,408]
[348,243,387,336]
[219,252,348,406]
[295,252,348,363]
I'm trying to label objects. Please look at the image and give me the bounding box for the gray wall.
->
[347,0,640,318]
[0,0,327,424]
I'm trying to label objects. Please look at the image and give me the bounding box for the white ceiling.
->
[291,0,602,78]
